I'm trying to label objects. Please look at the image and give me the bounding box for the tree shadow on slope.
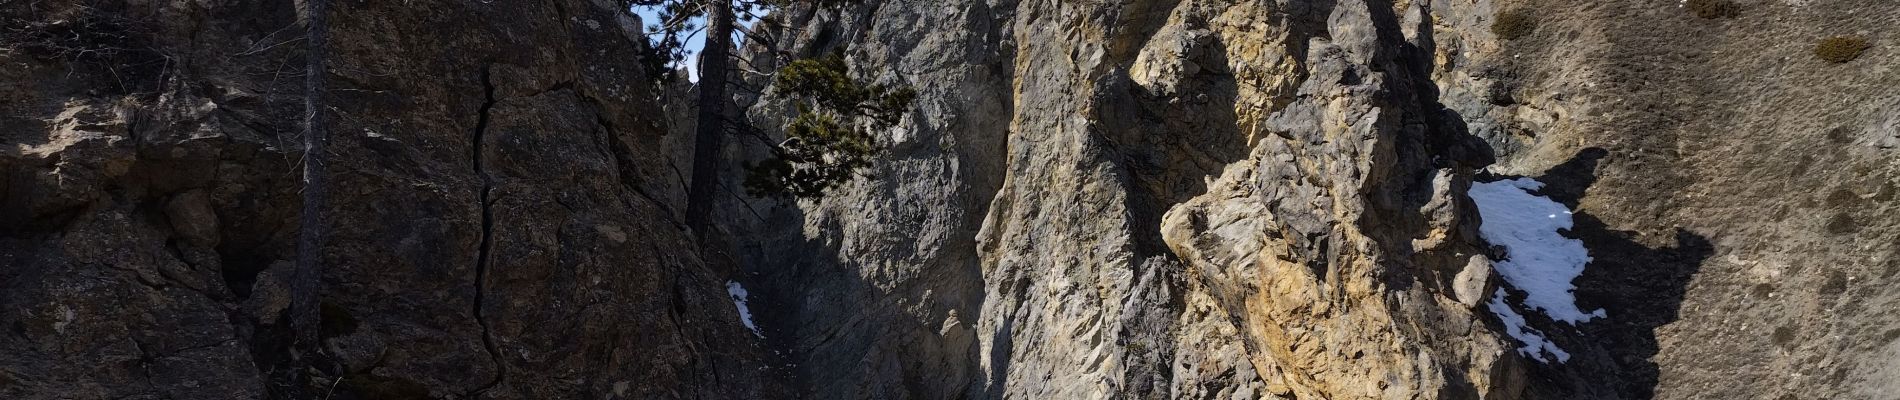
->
[1516,148,1715,400]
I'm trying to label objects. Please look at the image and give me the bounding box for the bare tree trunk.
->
[684,0,735,239]
[291,0,330,396]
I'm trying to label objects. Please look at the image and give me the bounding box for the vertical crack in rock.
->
[469,63,506,395]
[592,110,681,227]
[0,2,801,398]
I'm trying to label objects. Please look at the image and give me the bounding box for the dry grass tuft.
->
[1492,9,1537,40]
[1815,36,1871,64]
[1686,0,1742,19]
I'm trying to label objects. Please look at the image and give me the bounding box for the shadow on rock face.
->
[723,208,990,400]
[1508,147,1715,400]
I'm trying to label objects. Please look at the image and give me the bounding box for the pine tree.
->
[291,0,330,397]
[744,51,915,198]
[628,0,915,235]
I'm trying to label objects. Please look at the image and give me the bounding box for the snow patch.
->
[1469,178,1606,324]
[1470,177,1609,364]
[727,280,763,338]
[1487,289,1570,363]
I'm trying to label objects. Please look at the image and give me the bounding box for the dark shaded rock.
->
[0,0,782,399]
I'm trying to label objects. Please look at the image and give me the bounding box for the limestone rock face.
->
[1158,0,1519,397]
[0,1,780,399]
[713,2,1016,398]
[722,0,1899,399]
[726,0,1522,399]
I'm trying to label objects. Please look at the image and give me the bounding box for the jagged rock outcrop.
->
[720,0,1898,399]
[724,0,1521,398]
[0,1,780,398]
[6,0,1896,398]
[711,2,1015,399]
[1157,0,1521,398]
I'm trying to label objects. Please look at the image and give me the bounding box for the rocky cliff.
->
[721,1,1518,398]
[717,0,1898,399]
[1,0,781,398]
[3,0,1897,399]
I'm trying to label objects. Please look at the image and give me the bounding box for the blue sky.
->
[632,6,708,81]
[631,5,765,82]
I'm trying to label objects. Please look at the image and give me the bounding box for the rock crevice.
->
[468,62,506,397]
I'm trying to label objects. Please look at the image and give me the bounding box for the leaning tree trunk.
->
[684,0,735,240]
[291,0,330,396]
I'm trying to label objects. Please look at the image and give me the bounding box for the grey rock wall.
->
[0,1,782,398]
[723,0,1527,398]
[719,0,1900,399]
[5,0,1895,398]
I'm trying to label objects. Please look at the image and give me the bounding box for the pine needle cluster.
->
[746,52,917,198]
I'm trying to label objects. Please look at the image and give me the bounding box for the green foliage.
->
[625,0,724,80]
[773,52,915,128]
[622,1,911,199]
[745,52,916,198]
[1685,0,1741,19]
[626,0,854,81]
[1815,36,1871,63]
[1491,9,1537,40]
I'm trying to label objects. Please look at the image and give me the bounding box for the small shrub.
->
[1814,36,1871,63]
[1771,325,1797,349]
[1480,66,1524,105]
[1686,0,1742,19]
[1825,188,1860,208]
[1491,10,1537,40]
[1824,213,1859,235]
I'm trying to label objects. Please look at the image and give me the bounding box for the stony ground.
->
[1488,0,1899,398]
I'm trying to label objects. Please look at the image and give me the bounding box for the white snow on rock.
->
[1487,289,1571,363]
[1469,177,1611,364]
[727,280,763,338]
[1469,178,1607,324]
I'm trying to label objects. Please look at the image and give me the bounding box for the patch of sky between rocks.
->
[631,5,767,83]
